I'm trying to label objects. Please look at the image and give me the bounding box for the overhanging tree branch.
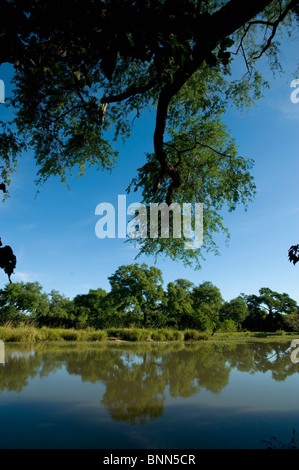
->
[252,0,298,60]
[101,79,157,105]
[152,0,275,202]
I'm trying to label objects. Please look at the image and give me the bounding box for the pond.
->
[0,340,298,449]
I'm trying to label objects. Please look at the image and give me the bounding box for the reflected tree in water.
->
[0,342,298,424]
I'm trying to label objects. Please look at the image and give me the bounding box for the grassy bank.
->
[0,325,298,343]
[0,325,211,343]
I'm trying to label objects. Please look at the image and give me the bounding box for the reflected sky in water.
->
[0,341,298,449]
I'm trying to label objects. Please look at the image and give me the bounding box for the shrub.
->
[219,319,238,333]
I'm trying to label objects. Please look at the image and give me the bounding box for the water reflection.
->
[0,341,297,425]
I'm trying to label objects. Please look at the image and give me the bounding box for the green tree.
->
[0,281,49,324]
[108,263,164,327]
[220,296,249,329]
[283,312,299,331]
[1,0,298,267]
[73,288,108,328]
[191,281,224,332]
[39,290,77,328]
[165,279,195,328]
[243,288,298,331]
[0,302,25,324]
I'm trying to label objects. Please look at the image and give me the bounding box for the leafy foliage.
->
[0,0,298,266]
[243,287,298,331]
[108,263,164,327]
[288,244,299,265]
[0,265,298,333]
[220,297,249,326]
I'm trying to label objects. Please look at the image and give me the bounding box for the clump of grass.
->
[117,328,151,342]
[0,326,108,343]
[85,330,107,341]
[172,330,185,341]
[275,330,286,336]
[158,329,177,340]
[60,329,83,341]
[0,325,38,342]
[184,329,209,341]
[37,327,63,341]
[106,328,122,339]
[149,329,185,341]
[151,330,167,341]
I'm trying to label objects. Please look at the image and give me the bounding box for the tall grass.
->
[107,327,197,342]
[0,325,38,342]
[0,324,211,343]
[0,325,296,343]
[183,329,210,341]
[0,324,107,343]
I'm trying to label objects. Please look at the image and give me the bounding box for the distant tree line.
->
[0,263,298,333]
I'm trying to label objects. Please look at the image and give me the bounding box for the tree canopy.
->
[0,0,298,267]
[1,263,297,332]
[108,263,164,326]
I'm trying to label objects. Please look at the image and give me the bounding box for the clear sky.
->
[0,34,298,303]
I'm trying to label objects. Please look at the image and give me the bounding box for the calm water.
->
[0,340,298,449]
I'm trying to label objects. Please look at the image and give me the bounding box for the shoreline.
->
[0,325,298,344]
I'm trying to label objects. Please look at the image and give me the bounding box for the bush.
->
[219,319,238,333]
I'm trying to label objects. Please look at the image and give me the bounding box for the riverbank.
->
[0,325,298,343]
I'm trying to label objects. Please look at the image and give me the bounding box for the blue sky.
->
[0,34,298,303]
